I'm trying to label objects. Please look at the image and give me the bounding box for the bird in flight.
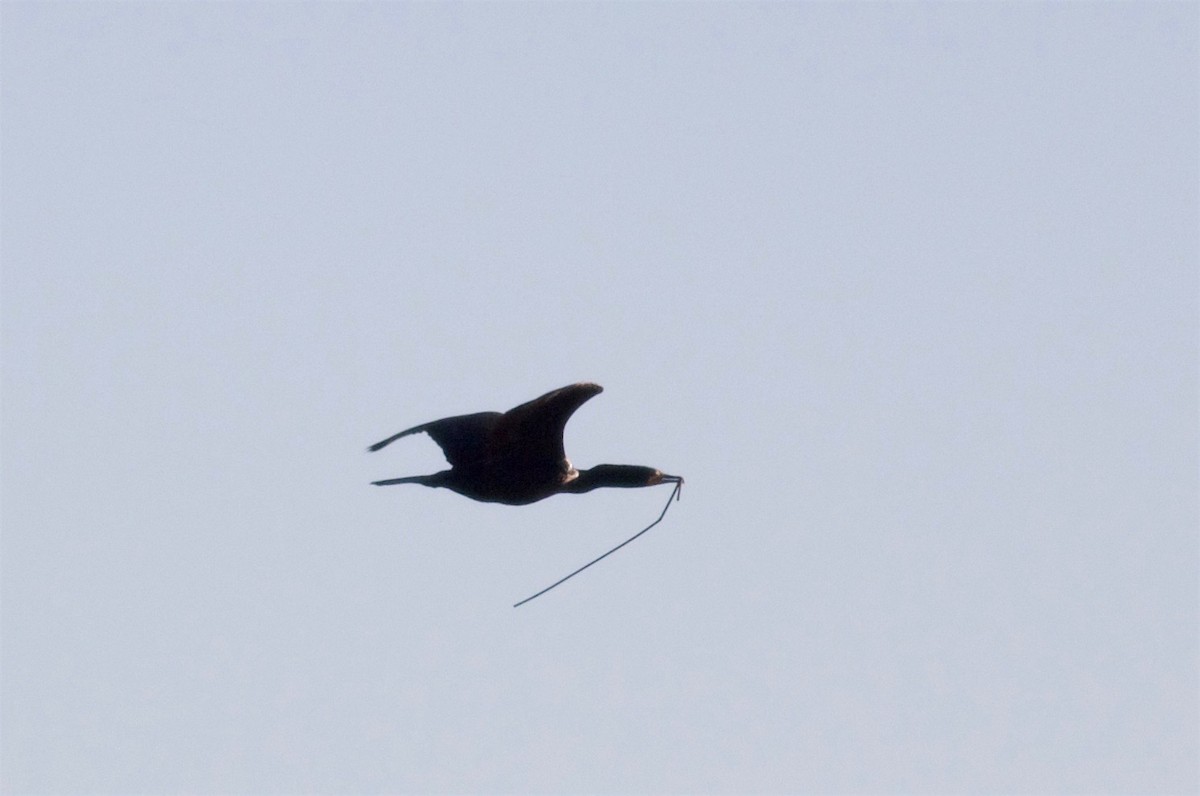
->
[368,382,683,605]
[368,382,681,504]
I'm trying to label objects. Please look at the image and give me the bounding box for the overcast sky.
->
[2,3,1196,794]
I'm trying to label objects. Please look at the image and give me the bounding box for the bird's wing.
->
[368,411,503,468]
[491,382,603,468]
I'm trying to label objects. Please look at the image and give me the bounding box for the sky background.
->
[2,3,1196,794]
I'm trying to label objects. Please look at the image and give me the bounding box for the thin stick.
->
[513,479,683,608]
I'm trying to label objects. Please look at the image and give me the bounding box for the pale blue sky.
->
[2,3,1196,793]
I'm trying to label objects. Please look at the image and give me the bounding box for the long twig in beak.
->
[513,477,684,608]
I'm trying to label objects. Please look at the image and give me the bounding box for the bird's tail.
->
[372,475,437,487]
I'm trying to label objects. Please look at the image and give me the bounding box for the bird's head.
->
[567,464,684,493]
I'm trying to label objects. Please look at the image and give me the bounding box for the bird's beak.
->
[659,473,684,499]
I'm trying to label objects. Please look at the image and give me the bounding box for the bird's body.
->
[369,382,680,504]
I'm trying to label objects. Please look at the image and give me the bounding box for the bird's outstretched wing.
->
[492,382,603,469]
[368,411,502,468]
[368,382,602,472]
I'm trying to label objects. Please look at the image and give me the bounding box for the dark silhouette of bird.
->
[368,382,682,505]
